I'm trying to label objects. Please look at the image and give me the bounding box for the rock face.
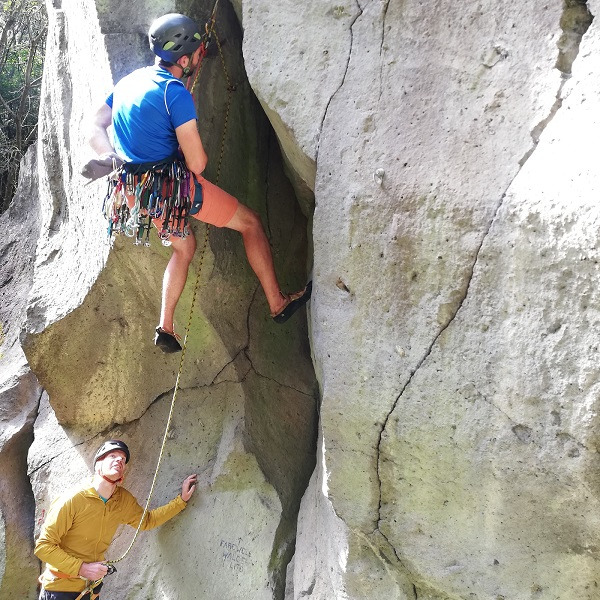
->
[245,0,600,598]
[2,1,315,599]
[0,144,43,600]
[1,0,600,599]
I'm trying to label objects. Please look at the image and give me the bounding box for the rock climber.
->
[34,440,197,599]
[85,13,311,353]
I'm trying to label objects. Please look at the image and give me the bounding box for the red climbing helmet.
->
[94,440,130,464]
[149,13,202,63]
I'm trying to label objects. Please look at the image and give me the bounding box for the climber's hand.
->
[181,474,198,502]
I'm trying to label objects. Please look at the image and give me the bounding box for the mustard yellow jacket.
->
[34,482,187,593]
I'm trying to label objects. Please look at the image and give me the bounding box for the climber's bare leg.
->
[159,231,196,333]
[223,204,286,315]
[193,175,312,322]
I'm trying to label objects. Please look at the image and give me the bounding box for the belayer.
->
[35,440,197,599]
[85,13,312,353]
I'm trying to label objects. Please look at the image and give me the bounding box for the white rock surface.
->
[241,0,600,598]
[27,0,113,335]
[242,0,358,202]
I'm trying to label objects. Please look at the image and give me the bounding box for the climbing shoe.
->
[272,281,313,324]
[154,327,182,353]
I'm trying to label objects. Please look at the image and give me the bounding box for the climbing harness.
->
[39,564,115,600]
[100,0,234,578]
[102,157,195,247]
[101,0,225,249]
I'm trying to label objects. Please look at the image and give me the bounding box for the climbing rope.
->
[189,1,234,187]
[100,0,235,576]
[105,228,209,569]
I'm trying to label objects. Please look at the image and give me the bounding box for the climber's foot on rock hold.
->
[154,327,182,353]
[271,281,313,324]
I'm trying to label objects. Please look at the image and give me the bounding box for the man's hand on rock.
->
[181,474,198,502]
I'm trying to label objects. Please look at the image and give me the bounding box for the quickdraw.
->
[102,159,193,247]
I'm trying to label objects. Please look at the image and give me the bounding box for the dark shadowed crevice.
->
[0,386,41,600]
[556,0,593,74]
[264,128,274,241]
[521,0,593,165]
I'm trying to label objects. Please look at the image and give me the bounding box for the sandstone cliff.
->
[0,0,599,599]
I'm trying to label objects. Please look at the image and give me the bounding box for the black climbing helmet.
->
[94,440,130,464]
[149,13,202,63]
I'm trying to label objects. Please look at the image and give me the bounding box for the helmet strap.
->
[101,474,123,485]
[173,53,195,78]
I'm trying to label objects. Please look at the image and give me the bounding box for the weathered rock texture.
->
[247,0,600,598]
[1,0,600,598]
[246,0,600,598]
[2,0,315,599]
[0,144,44,600]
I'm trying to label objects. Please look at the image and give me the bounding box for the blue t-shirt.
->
[106,65,197,163]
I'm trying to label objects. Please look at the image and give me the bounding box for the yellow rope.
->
[103,2,233,569]
[212,24,234,185]
[105,227,209,567]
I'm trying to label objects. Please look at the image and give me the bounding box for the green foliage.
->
[0,0,47,212]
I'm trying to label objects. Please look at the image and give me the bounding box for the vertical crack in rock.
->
[556,0,593,74]
[520,0,593,166]
[316,0,363,161]
[25,386,44,459]
[44,8,73,235]
[243,282,259,362]
[373,0,594,558]
[378,0,391,101]
[0,387,41,598]
[373,190,501,537]
[212,283,257,384]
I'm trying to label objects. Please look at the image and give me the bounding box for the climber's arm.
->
[88,103,116,157]
[175,119,208,176]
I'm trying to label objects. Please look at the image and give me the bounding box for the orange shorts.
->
[125,173,239,236]
[192,174,239,227]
